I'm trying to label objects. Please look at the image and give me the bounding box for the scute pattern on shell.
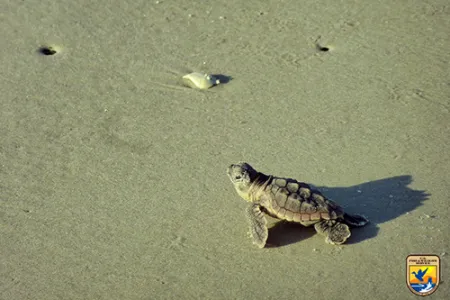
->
[265,177,343,223]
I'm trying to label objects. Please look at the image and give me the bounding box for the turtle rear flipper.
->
[342,213,369,227]
[314,220,351,245]
[246,204,268,248]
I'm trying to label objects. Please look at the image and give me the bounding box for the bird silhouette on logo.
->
[412,268,428,282]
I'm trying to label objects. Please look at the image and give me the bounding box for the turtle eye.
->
[235,176,242,180]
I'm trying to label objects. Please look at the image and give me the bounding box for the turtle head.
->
[227,162,259,201]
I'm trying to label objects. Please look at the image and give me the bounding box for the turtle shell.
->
[260,177,344,225]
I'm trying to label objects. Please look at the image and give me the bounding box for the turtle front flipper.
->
[246,204,268,248]
[342,213,369,227]
[314,220,351,245]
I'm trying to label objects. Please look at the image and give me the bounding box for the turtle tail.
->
[342,213,369,227]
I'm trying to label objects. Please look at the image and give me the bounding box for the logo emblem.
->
[407,254,440,296]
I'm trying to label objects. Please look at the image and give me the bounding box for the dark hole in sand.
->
[38,46,57,56]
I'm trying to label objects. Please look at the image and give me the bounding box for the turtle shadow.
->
[267,221,316,247]
[267,175,430,247]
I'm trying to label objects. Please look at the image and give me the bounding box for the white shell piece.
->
[182,72,220,90]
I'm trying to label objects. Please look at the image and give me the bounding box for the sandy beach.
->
[1,0,449,299]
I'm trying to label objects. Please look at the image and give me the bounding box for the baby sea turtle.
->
[227,162,369,248]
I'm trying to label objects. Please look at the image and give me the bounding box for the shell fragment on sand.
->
[182,72,220,90]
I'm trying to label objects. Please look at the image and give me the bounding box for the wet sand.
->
[1,0,448,299]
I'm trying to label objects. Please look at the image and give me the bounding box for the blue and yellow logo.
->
[407,255,440,296]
